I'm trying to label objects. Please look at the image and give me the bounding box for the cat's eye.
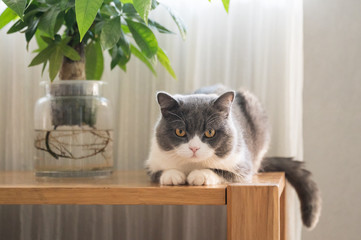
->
[204,129,216,138]
[175,129,186,137]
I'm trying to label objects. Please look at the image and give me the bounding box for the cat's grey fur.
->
[145,85,321,229]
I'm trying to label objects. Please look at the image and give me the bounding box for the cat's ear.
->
[213,91,235,114]
[157,92,179,115]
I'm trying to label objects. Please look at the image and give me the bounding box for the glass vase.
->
[34,80,113,177]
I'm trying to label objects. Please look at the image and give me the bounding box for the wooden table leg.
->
[280,183,286,240]
[227,185,280,240]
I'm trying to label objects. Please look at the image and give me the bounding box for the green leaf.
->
[162,4,187,40]
[118,29,130,57]
[133,0,152,24]
[64,8,76,29]
[110,45,130,69]
[60,44,81,61]
[46,0,60,4]
[113,0,122,10]
[29,44,55,67]
[23,5,45,24]
[7,19,26,33]
[122,3,136,14]
[49,46,63,81]
[75,0,104,41]
[100,4,119,17]
[157,48,176,79]
[94,21,104,35]
[0,8,18,30]
[118,63,126,72]
[130,44,156,76]
[35,30,48,51]
[148,19,174,34]
[2,0,26,19]
[120,0,133,3]
[25,18,39,42]
[222,0,230,13]
[38,7,60,36]
[110,47,120,69]
[100,16,121,50]
[126,19,158,58]
[121,25,130,34]
[41,61,47,77]
[54,12,65,35]
[86,41,104,80]
[61,36,72,45]
[41,36,54,45]
[109,28,131,69]
[58,0,74,11]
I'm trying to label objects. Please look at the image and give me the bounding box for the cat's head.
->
[155,91,236,162]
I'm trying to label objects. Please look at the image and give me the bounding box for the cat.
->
[145,85,321,229]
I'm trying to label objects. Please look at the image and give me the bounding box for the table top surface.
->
[0,171,284,205]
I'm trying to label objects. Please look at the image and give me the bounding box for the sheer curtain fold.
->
[0,0,303,239]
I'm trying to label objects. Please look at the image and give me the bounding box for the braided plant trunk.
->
[50,42,97,127]
[59,43,86,80]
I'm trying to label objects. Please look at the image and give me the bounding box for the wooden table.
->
[0,171,286,240]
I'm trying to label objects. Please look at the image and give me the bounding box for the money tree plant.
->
[0,0,183,80]
[0,0,230,81]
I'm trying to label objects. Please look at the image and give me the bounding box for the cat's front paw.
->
[187,169,222,186]
[160,169,186,185]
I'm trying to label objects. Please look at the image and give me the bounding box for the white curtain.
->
[0,0,303,239]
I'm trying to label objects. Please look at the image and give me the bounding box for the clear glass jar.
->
[34,80,113,177]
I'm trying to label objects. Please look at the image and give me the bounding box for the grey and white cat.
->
[145,85,321,229]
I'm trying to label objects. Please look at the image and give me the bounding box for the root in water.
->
[35,127,112,160]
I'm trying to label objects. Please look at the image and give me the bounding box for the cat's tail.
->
[259,157,321,229]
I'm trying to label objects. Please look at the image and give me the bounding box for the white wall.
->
[303,0,361,239]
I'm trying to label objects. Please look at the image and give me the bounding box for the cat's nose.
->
[189,146,200,153]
